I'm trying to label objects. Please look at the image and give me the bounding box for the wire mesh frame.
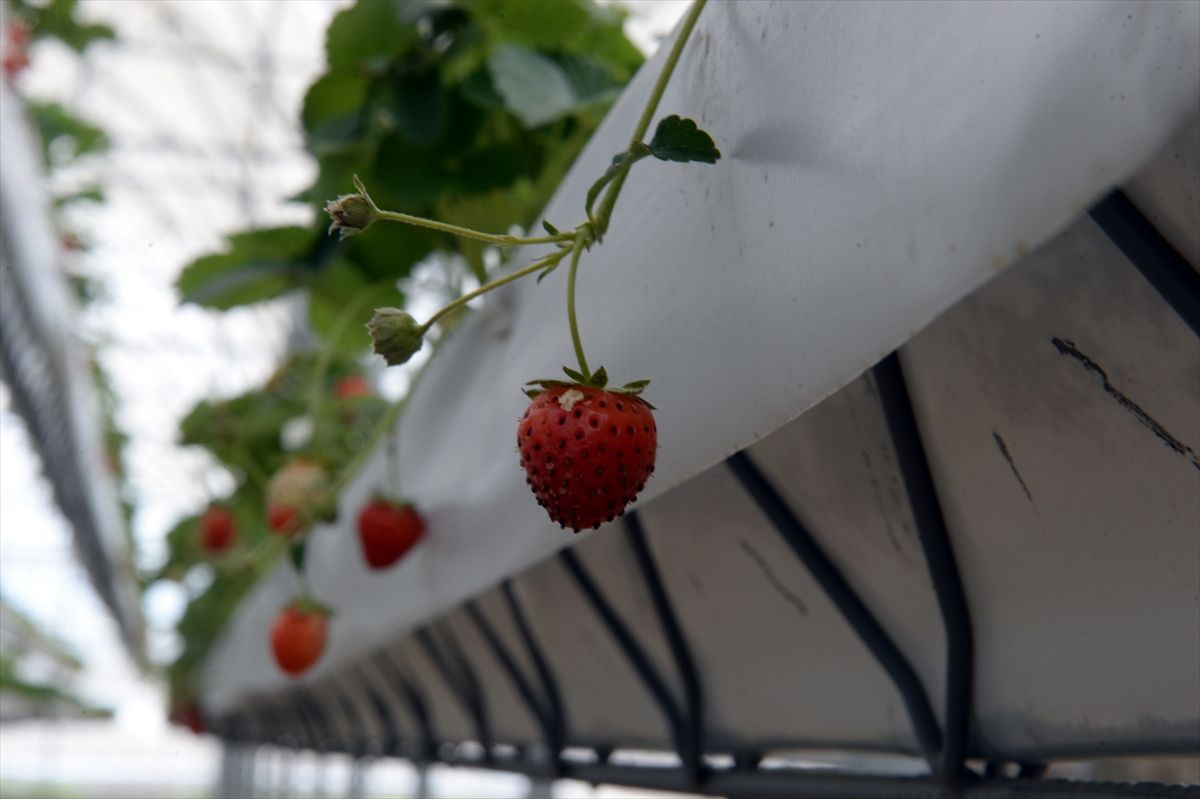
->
[211,193,1200,798]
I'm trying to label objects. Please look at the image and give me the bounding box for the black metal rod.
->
[503,580,567,760]
[558,549,689,764]
[356,665,404,757]
[464,600,563,771]
[274,691,314,748]
[1089,188,1200,338]
[373,650,439,763]
[725,450,944,764]
[248,700,282,744]
[624,512,706,789]
[296,687,336,751]
[332,683,368,756]
[873,352,975,784]
[416,625,493,762]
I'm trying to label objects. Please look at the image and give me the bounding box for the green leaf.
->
[21,0,115,53]
[481,0,590,49]
[588,366,608,388]
[458,69,506,111]
[648,115,721,164]
[620,379,651,392]
[324,0,414,75]
[488,44,579,128]
[562,367,587,383]
[372,133,453,207]
[541,220,559,236]
[302,72,368,134]
[384,75,448,147]
[28,102,107,165]
[556,52,621,105]
[176,227,312,309]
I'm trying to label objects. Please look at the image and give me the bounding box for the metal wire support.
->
[296,687,336,753]
[558,549,691,775]
[725,450,945,767]
[464,600,565,774]
[332,681,369,756]
[1088,189,1200,338]
[623,512,706,789]
[372,650,439,763]
[416,625,494,763]
[355,665,404,757]
[873,352,976,786]
[249,699,283,745]
[502,581,566,763]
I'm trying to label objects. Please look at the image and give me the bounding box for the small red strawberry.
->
[270,598,331,676]
[171,702,207,735]
[199,505,236,554]
[2,19,32,78]
[357,498,425,569]
[266,459,330,537]
[518,378,657,532]
[333,375,371,399]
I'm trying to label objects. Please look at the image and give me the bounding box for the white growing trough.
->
[202,2,1200,794]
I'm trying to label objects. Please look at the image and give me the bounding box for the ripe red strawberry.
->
[270,599,330,676]
[2,20,32,77]
[518,385,657,532]
[333,375,371,399]
[266,459,329,537]
[357,498,424,569]
[199,505,236,554]
[171,702,207,735]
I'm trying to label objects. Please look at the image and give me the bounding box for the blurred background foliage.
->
[160,0,643,715]
[175,0,643,344]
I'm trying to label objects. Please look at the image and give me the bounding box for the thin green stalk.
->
[307,282,392,420]
[231,444,270,491]
[594,0,708,234]
[375,209,574,247]
[329,396,407,499]
[420,249,569,332]
[565,231,590,377]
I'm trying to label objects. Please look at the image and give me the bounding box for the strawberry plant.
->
[350,0,718,529]
[160,0,717,702]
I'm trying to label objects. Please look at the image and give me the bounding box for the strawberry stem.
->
[419,248,569,333]
[566,229,591,379]
[374,208,576,246]
[307,281,392,421]
[594,0,708,236]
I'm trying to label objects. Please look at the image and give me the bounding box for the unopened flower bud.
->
[367,308,423,366]
[325,192,378,240]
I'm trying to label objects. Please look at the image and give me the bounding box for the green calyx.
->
[286,595,334,618]
[523,366,653,407]
[366,308,424,366]
[324,176,379,240]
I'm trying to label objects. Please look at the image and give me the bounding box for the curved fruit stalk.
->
[356,498,425,569]
[270,598,331,676]
[519,385,657,532]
